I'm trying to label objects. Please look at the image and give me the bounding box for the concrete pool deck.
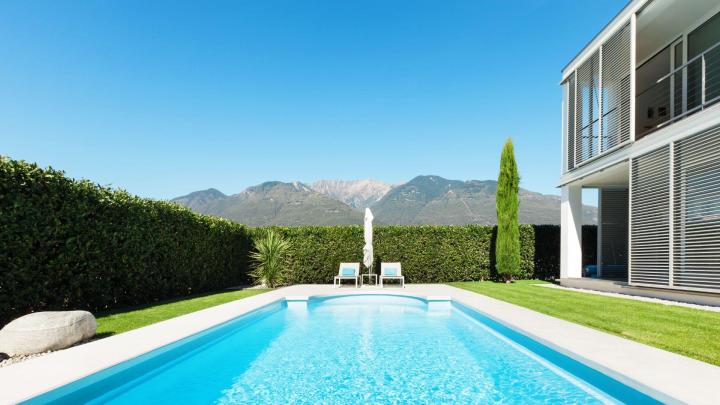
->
[1,284,719,404]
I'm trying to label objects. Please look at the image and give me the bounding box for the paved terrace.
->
[559,277,720,307]
[1,284,719,404]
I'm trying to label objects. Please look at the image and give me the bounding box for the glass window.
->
[636,46,671,138]
[689,11,720,106]
[688,11,720,59]
[674,41,683,69]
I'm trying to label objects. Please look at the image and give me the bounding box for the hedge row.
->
[254,225,597,284]
[1,156,598,325]
[0,157,251,325]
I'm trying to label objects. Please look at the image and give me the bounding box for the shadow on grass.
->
[94,286,256,319]
[93,286,262,339]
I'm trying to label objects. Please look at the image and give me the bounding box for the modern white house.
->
[559,0,720,294]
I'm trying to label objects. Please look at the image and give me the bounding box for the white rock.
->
[0,311,96,356]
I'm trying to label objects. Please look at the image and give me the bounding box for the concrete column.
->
[561,184,583,278]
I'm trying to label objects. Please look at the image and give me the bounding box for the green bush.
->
[0,157,251,325]
[250,230,290,288]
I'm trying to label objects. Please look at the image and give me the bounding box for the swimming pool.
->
[25,294,659,404]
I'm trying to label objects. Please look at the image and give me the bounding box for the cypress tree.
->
[496,138,520,282]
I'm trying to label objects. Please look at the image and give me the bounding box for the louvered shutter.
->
[600,189,629,279]
[575,52,600,164]
[601,23,631,151]
[630,146,670,286]
[673,127,720,291]
[566,74,576,171]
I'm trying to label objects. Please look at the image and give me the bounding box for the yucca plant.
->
[250,231,290,288]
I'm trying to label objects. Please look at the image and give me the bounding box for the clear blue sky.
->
[1,0,627,199]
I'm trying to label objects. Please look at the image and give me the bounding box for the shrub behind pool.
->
[0,157,252,326]
[251,225,596,284]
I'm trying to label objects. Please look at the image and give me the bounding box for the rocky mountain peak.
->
[312,179,392,209]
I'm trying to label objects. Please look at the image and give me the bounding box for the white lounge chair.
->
[380,262,404,288]
[334,263,360,288]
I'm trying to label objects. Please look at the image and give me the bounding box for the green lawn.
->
[96,288,271,337]
[450,280,720,366]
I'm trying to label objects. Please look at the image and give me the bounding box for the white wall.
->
[560,185,583,278]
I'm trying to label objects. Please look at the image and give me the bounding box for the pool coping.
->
[0,284,718,404]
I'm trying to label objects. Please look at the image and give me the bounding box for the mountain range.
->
[171,182,362,226]
[171,176,597,226]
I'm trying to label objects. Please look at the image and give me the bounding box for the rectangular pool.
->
[26,295,659,404]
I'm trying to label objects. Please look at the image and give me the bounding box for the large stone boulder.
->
[0,311,96,356]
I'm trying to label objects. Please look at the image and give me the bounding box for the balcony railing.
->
[636,40,720,139]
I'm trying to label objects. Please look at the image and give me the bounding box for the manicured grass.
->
[96,289,270,337]
[450,280,720,366]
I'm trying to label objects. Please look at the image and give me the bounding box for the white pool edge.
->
[0,284,718,404]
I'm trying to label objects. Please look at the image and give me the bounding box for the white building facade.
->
[560,0,720,293]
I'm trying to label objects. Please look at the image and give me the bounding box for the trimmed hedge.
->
[258,225,596,284]
[0,157,251,325]
[255,224,546,284]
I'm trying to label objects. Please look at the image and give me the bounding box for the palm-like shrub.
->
[496,138,521,282]
[250,230,290,288]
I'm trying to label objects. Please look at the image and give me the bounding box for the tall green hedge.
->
[258,225,596,284]
[0,157,251,325]
[1,156,598,326]
[255,225,539,284]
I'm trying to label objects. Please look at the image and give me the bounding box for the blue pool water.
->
[27,295,659,404]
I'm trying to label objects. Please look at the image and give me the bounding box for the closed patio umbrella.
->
[363,208,374,277]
